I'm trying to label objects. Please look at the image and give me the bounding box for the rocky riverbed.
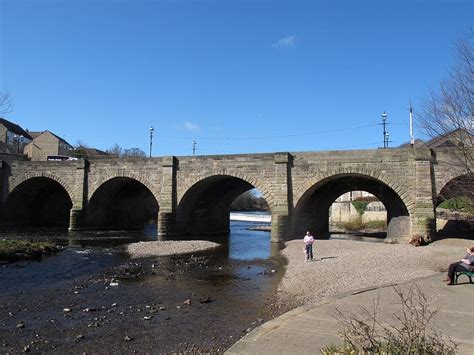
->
[0,236,287,354]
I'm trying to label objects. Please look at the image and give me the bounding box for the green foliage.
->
[351,200,369,216]
[439,196,473,213]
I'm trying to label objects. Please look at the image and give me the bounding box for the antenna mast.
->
[409,100,414,147]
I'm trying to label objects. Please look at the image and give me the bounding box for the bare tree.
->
[0,90,14,115]
[418,30,473,165]
[123,147,146,158]
[418,30,474,211]
[107,143,123,157]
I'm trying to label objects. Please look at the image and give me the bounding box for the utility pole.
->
[409,100,414,147]
[192,139,197,155]
[381,111,389,148]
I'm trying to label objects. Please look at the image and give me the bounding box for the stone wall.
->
[3,147,470,242]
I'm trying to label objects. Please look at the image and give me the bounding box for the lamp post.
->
[381,111,388,149]
[149,126,154,158]
[192,139,197,155]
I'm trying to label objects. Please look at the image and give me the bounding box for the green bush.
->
[351,200,369,216]
[439,196,473,213]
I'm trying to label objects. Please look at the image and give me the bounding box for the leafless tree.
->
[107,143,123,157]
[418,30,474,211]
[418,30,473,163]
[0,91,14,115]
[123,147,146,157]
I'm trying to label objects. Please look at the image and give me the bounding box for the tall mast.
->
[409,100,414,146]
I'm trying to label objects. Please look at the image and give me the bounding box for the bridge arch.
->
[176,172,274,236]
[89,173,160,203]
[434,173,473,238]
[9,172,75,200]
[178,170,275,209]
[436,173,473,206]
[293,169,413,240]
[87,176,159,230]
[3,176,73,227]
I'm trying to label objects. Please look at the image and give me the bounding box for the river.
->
[0,216,287,353]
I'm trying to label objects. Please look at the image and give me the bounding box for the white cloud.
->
[178,121,201,132]
[273,35,296,48]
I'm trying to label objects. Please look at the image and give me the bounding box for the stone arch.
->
[294,167,415,215]
[9,172,74,202]
[293,168,413,241]
[89,172,160,204]
[178,170,275,212]
[175,171,274,236]
[87,175,160,230]
[435,172,473,206]
[3,175,73,227]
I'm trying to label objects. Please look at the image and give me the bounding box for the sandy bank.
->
[127,240,221,258]
[277,238,471,306]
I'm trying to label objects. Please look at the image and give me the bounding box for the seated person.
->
[445,246,474,285]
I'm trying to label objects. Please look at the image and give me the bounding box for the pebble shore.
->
[277,238,471,306]
[126,240,220,258]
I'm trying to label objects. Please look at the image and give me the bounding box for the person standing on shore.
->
[303,231,314,262]
[445,246,474,285]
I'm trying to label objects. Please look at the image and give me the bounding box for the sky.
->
[1,0,472,156]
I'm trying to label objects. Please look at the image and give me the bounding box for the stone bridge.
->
[0,147,471,242]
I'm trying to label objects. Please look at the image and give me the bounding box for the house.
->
[24,130,74,161]
[0,118,32,155]
[423,128,473,148]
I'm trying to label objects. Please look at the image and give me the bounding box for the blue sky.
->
[1,0,472,156]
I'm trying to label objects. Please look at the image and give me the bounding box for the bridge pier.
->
[69,208,86,231]
[68,160,89,231]
[158,211,175,236]
[271,213,291,243]
[157,156,177,238]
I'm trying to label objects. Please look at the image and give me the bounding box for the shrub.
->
[321,285,457,355]
[352,200,369,216]
[341,218,365,231]
[439,196,473,213]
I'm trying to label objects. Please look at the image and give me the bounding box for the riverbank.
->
[276,238,469,306]
[0,239,58,262]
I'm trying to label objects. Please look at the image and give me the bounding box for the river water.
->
[0,216,287,353]
[0,212,386,353]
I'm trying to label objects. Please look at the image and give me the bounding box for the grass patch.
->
[0,239,58,262]
[364,220,387,230]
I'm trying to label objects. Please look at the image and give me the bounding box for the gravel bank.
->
[277,238,471,306]
[127,240,220,258]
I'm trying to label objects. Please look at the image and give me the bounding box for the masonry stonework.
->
[1,147,471,242]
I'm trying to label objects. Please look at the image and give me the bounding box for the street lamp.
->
[381,111,388,149]
[149,126,155,158]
